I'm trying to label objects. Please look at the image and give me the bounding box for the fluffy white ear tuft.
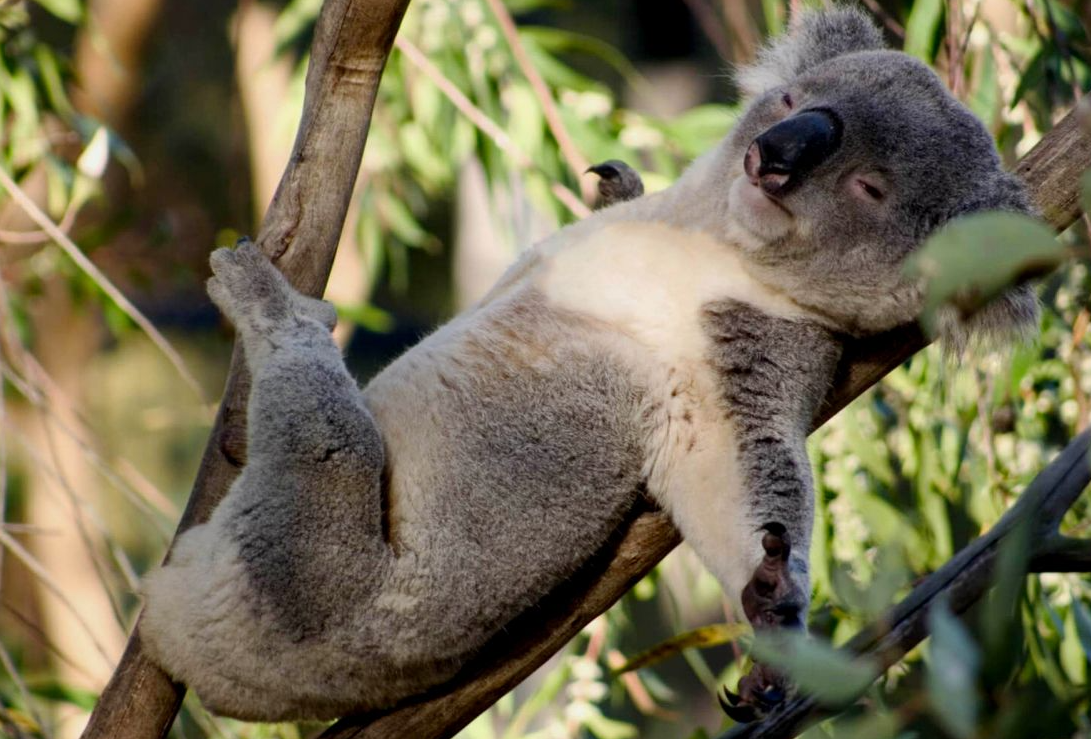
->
[737,6,885,97]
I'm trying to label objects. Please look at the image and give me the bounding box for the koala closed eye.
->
[851,174,886,202]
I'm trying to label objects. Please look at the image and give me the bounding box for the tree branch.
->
[318,108,1091,739]
[721,428,1091,739]
[79,1,410,737]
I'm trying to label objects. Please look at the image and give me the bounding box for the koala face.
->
[711,8,1038,340]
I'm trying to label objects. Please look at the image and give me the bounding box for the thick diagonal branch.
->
[79,2,410,738]
[318,101,1091,739]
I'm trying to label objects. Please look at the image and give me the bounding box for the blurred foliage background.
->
[1,0,1090,738]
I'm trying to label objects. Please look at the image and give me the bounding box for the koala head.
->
[693,7,1039,344]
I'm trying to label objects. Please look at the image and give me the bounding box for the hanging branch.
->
[79,1,411,737]
[317,108,1091,739]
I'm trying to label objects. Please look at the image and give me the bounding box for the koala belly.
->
[361,289,649,670]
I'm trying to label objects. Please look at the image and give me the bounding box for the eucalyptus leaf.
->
[31,0,82,23]
[612,623,751,675]
[752,632,880,705]
[903,0,943,61]
[904,212,1064,336]
[926,599,981,739]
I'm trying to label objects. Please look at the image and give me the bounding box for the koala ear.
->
[936,173,1042,353]
[736,7,885,97]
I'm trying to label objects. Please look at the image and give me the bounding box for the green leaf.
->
[583,711,637,739]
[904,212,1064,336]
[520,26,644,88]
[830,711,901,739]
[335,303,394,333]
[927,599,981,739]
[752,632,880,705]
[31,0,82,23]
[29,679,97,710]
[903,0,944,62]
[1072,597,1091,663]
[664,105,739,158]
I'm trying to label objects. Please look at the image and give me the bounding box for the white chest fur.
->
[532,220,807,596]
[534,220,807,364]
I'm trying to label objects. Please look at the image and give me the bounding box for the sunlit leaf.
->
[583,710,637,739]
[904,212,1064,336]
[903,0,943,61]
[612,623,751,675]
[32,0,82,23]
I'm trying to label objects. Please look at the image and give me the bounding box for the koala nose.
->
[745,109,842,196]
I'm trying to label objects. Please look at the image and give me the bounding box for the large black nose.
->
[746,110,842,196]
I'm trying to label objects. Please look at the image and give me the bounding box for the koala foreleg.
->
[701,300,841,721]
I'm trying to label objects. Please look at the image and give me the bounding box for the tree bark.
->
[78,2,410,738]
[318,109,1091,739]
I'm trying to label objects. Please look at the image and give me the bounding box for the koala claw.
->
[208,238,336,333]
[741,526,804,629]
[719,663,789,722]
[722,525,803,721]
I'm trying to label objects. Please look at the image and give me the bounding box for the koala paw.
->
[207,239,336,333]
[721,525,806,722]
[741,526,806,629]
[719,663,789,723]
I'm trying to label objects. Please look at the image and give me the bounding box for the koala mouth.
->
[743,145,792,214]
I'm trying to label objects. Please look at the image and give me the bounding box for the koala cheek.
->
[728,176,793,245]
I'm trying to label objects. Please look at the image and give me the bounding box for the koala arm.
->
[698,300,841,719]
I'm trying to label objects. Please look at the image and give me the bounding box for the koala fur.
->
[141,7,1039,722]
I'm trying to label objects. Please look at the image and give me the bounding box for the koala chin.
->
[141,5,1040,724]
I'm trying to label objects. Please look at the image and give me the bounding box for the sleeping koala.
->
[141,7,1039,723]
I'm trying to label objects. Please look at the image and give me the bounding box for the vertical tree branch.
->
[79,1,410,737]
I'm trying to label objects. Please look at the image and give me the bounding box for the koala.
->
[141,7,1039,724]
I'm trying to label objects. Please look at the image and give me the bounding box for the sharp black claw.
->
[720,699,758,723]
[720,687,741,706]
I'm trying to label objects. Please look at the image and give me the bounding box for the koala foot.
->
[721,525,805,722]
[208,238,336,334]
[719,663,788,723]
[587,160,644,208]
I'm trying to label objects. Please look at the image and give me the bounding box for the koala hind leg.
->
[209,239,388,641]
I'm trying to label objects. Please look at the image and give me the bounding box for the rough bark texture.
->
[317,111,1091,739]
[79,1,410,737]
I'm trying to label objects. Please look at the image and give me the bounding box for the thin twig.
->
[0,168,207,404]
[0,527,115,666]
[0,363,174,540]
[0,199,78,245]
[481,0,593,204]
[0,636,43,733]
[394,36,590,219]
